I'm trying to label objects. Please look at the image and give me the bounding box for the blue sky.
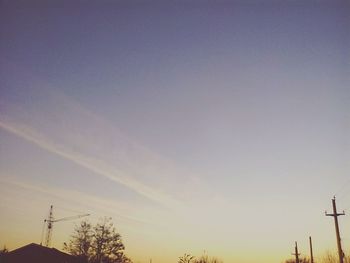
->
[0,1,349,263]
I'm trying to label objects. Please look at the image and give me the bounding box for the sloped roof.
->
[1,243,82,263]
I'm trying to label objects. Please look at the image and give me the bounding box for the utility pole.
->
[292,241,300,263]
[326,197,345,263]
[309,236,314,263]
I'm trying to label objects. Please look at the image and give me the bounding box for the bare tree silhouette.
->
[178,252,222,263]
[284,257,310,263]
[64,218,131,263]
[178,254,195,263]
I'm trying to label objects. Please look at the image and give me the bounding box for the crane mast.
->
[42,205,89,247]
[44,205,54,247]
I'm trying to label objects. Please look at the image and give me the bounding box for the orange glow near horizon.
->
[1,1,350,263]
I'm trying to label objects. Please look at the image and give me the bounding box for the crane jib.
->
[41,205,90,247]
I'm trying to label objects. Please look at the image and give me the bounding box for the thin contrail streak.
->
[0,177,152,225]
[0,119,178,207]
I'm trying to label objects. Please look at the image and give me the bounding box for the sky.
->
[0,1,349,263]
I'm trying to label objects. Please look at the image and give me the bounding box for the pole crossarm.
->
[292,241,300,263]
[325,197,345,263]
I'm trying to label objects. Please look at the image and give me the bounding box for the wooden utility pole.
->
[309,236,314,263]
[326,197,345,263]
[292,241,300,263]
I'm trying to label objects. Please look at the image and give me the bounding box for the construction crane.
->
[41,205,90,247]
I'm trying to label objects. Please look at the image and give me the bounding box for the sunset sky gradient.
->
[0,1,349,263]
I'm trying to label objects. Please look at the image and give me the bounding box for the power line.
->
[334,178,350,200]
[54,205,88,215]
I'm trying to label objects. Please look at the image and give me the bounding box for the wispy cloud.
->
[0,117,179,207]
[0,176,151,225]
